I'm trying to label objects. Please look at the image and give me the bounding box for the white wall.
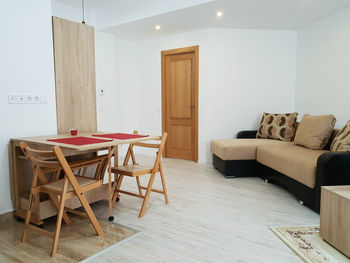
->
[114,39,140,132]
[206,29,297,151]
[0,0,57,214]
[296,6,350,127]
[51,0,95,24]
[95,31,118,131]
[95,34,141,157]
[95,36,140,132]
[131,28,297,163]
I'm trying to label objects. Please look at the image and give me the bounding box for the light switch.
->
[98,88,104,96]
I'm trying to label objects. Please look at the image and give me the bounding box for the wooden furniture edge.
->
[321,186,350,201]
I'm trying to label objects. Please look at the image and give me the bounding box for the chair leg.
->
[21,192,35,243]
[49,194,71,224]
[111,174,119,208]
[22,167,40,243]
[112,175,124,205]
[139,172,156,218]
[159,163,169,205]
[76,193,103,236]
[136,177,143,196]
[51,192,67,257]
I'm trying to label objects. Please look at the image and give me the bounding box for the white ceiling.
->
[55,0,122,9]
[55,0,350,41]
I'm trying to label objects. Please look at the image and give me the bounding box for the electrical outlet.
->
[8,95,17,104]
[26,95,33,103]
[8,94,48,104]
[99,88,104,96]
[18,96,26,104]
[38,95,48,104]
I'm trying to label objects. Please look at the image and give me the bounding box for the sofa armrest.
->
[236,130,257,139]
[316,151,350,186]
[314,151,350,212]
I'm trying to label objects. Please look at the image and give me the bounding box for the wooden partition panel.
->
[52,17,97,134]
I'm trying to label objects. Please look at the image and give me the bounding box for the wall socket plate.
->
[8,94,48,104]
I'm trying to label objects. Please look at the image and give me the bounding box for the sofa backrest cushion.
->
[256,112,298,142]
[294,114,336,150]
[330,120,350,152]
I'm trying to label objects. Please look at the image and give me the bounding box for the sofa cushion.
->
[257,144,327,188]
[331,120,350,152]
[211,139,291,161]
[294,114,336,150]
[256,112,298,142]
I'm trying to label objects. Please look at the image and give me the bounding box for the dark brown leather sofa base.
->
[212,153,317,211]
[212,154,261,178]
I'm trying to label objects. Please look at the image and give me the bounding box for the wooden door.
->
[52,17,97,134]
[161,46,198,162]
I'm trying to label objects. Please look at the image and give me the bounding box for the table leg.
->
[108,147,114,221]
[114,146,120,204]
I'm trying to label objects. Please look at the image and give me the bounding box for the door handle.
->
[188,105,195,109]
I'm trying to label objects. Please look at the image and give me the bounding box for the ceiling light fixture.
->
[155,25,161,30]
[216,11,223,17]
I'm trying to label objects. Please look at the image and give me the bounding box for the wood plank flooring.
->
[89,156,319,262]
[0,213,135,263]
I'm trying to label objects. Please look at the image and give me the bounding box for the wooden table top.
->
[322,185,350,200]
[11,132,160,152]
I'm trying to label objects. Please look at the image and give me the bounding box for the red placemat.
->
[47,137,112,146]
[93,133,149,140]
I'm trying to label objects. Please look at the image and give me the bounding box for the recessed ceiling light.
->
[216,11,223,17]
[155,25,161,30]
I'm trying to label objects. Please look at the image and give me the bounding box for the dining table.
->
[10,131,159,224]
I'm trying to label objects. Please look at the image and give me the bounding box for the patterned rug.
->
[271,226,350,263]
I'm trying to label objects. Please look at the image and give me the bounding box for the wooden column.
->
[52,16,97,134]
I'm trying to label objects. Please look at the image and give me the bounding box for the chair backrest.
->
[52,145,88,190]
[20,142,61,172]
[20,142,95,193]
[123,132,168,170]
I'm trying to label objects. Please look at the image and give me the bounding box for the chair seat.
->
[112,164,158,176]
[42,176,101,193]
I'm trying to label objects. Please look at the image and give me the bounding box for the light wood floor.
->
[89,156,319,263]
[0,213,135,263]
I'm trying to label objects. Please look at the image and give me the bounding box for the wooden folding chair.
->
[111,132,168,218]
[20,142,104,257]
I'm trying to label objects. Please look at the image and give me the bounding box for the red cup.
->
[70,129,78,136]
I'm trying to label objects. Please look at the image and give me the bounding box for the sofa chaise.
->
[211,116,350,212]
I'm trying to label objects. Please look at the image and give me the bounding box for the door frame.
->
[161,45,199,162]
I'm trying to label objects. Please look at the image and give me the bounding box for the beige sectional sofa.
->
[257,143,327,189]
[211,128,350,212]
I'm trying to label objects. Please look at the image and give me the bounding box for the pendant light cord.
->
[82,0,86,24]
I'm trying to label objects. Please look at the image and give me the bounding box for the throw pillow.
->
[330,120,350,152]
[294,114,336,150]
[256,112,298,142]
